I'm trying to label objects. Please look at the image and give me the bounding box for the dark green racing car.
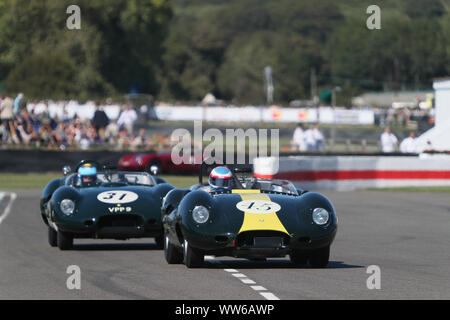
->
[161,162,338,268]
[40,160,173,250]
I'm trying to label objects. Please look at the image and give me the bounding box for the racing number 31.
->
[97,190,139,204]
[102,192,127,201]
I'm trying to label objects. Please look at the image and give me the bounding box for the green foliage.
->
[0,0,448,104]
[162,0,449,104]
[7,51,77,100]
[0,0,172,99]
[329,8,449,94]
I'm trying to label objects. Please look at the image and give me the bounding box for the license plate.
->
[253,237,283,248]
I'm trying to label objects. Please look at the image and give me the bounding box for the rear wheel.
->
[57,230,73,250]
[289,249,308,266]
[309,246,330,268]
[48,226,57,247]
[164,234,183,264]
[154,235,164,249]
[183,239,204,268]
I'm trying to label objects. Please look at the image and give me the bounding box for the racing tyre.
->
[164,234,183,264]
[289,249,308,266]
[57,230,73,250]
[48,226,57,247]
[183,239,204,268]
[309,246,330,268]
[154,235,164,249]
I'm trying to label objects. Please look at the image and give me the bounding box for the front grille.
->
[236,231,290,248]
[98,214,144,228]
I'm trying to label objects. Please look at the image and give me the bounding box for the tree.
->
[0,0,173,99]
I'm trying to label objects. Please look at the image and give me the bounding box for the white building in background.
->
[352,90,433,109]
[416,77,450,152]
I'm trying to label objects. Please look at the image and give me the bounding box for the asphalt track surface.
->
[0,189,449,300]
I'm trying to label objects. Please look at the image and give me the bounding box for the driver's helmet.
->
[77,163,97,186]
[208,166,233,190]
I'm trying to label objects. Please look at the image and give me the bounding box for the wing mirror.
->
[149,165,159,176]
[62,166,72,176]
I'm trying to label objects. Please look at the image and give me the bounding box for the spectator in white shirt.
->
[304,126,316,150]
[117,105,138,134]
[312,123,325,151]
[380,127,398,153]
[305,123,325,151]
[292,123,306,151]
[399,132,417,153]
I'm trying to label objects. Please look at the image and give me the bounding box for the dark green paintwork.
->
[162,186,337,258]
[41,173,174,240]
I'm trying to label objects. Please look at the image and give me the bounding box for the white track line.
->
[250,285,267,291]
[206,256,281,300]
[240,278,256,284]
[0,192,17,225]
[231,273,247,278]
[259,292,280,300]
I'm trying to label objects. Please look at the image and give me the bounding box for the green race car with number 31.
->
[40,160,173,250]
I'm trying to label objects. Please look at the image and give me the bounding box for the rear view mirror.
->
[62,166,72,176]
[150,165,159,176]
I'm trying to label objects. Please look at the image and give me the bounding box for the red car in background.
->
[118,151,201,174]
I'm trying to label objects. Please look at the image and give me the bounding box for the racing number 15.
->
[247,201,272,211]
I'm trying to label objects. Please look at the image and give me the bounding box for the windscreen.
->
[245,178,298,195]
[96,172,156,186]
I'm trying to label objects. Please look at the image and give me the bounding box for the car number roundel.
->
[236,200,281,214]
[97,191,139,204]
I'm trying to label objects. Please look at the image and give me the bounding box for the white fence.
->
[154,105,374,125]
[27,101,121,120]
[25,102,375,125]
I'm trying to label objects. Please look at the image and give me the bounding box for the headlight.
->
[60,199,75,216]
[312,208,329,225]
[192,206,209,224]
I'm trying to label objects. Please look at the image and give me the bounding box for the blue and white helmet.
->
[209,166,233,190]
[78,164,97,185]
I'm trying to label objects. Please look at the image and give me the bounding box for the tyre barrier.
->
[253,155,450,191]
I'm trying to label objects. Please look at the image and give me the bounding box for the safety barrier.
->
[253,155,450,190]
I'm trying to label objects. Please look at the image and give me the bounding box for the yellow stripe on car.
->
[236,193,289,235]
[231,189,261,194]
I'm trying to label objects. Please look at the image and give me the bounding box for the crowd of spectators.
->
[1,93,435,153]
[0,93,169,151]
[291,123,325,152]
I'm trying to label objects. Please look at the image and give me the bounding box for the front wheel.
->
[164,234,183,264]
[57,230,73,250]
[309,246,330,268]
[289,249,308,266]
[48,226,57,247]
[183,239,204,268]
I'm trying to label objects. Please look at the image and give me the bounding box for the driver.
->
[208,166,233,191]
[77,164,98,187]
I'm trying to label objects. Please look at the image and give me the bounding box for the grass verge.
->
[0,173,197,189]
